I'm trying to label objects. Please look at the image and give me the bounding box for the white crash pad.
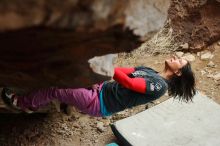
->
[111,93,220,146]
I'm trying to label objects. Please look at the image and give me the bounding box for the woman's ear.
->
[175,70,182,76]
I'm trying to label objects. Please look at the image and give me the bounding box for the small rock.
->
[73,123,80,128]
[95,139,99,143]
[213,73,220,81]
[96,122,106,132]
[180,43,189,49]
[182,53,195,62]
[217,41,220,46]
[145,102,155,109]
[200,70,207,76]
[175,51,184,58]
[201,52,214,60]
[103,119,111,126]
[207,61,216,68]
[207,74,214,78]
[61,123,68,131]
[214,43,220,49]
[145,105,149,109]
[68,131,74,136]
[197,52,201,57]
[117,111,127,115]
[155,100,160,104]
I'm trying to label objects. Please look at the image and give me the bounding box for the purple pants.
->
[17,83,103,117]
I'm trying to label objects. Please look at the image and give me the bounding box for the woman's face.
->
[165,55,188,76]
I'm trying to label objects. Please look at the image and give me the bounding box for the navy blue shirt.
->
[102,66,168,114]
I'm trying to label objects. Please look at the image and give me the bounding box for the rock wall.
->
[135,0,220,54]
[0,26,141,89]
[169,0,220,50]
[0,0,169,39]
[0,0,169,90]
[0,0,219,50]
[0,0,219,90]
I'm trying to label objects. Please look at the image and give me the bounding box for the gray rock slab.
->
[112,93,220,146]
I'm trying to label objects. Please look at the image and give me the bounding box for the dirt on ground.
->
[0,42,220,146]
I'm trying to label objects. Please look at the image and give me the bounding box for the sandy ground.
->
[0,42,219,146]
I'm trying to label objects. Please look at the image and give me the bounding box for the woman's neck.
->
[159,69,174,80]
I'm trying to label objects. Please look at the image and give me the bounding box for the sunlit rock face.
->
[125,0,170,40]
[0,0,219,50]
[0,0,169,39]
[0,0,169,89]
[88,54,118,77]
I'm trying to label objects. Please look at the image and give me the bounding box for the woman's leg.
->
[16,84,103,116]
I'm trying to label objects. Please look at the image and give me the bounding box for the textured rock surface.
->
[124,0,170,39]
[0,0,170,90]
[0,0,219,106]
[0,1,219,145]
[0,0,219,51]
[88,54,118,77]
[138,0,220,54]
[168,0,220,50]
[0,0,169,39]
[0,26,140,89]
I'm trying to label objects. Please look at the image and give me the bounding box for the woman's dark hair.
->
[168,62,196,102]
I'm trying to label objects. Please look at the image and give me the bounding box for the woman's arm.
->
[114,67,135,75]
[113,67,146,94]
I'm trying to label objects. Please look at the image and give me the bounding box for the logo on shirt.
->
[155,82,162,91]
[150,83,155,91]
[131,71,148,77]
[150,82,162,91]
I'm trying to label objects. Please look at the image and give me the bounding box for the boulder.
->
[201,52,214,60]
[180,43,189,49]
[182,53,196,62]
[0,0,169,40]
[88,54,118,77]
[213,73,220,81]
[96,122,106,132]
[175,51,184,58]
[207,61,216,68]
